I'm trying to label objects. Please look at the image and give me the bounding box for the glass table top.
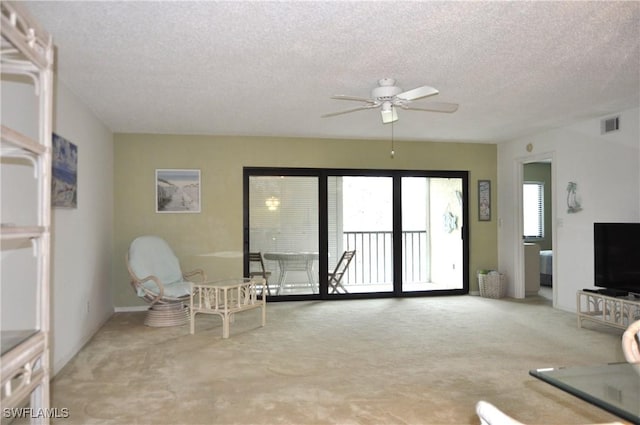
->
[530,362,640,424]
[1,330,39,355]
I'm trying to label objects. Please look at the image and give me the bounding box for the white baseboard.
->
[114,305,149,312]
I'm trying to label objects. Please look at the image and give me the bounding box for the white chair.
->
[475,401,624,425]
[475,401,525,425]
[622,319,640,363]
[126,235,206,327]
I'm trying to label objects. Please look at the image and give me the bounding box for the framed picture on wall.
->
[52,133,78,208]
[478,179,491,221]
[155,169,201,213]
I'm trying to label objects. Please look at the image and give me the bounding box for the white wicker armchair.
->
[475,401,624,425]
[126,235,206,327]
[475,401,525,425]
[622,319,640,364]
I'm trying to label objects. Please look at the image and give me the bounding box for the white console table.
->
[190,278,266,339]
[577,290,640,330]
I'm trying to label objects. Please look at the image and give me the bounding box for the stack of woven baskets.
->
[478,271,506,299]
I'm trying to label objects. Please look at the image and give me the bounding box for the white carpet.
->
[50,295,627,424]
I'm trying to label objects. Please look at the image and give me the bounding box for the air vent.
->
[601,116,620,134]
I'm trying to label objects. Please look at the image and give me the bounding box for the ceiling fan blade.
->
[322,104,378,118]
[396,85,439,101]
[330,95,376,103]
[402,102,459,113]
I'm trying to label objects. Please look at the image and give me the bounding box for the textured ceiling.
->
[22,1,640,143]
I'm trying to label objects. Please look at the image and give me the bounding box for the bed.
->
[540,250,553,286]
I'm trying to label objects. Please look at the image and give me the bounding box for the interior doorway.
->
[520,156,556,305]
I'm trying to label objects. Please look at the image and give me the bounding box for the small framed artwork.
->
[52,133,78,208]
[478,180,491,221]
[156,169,201,213]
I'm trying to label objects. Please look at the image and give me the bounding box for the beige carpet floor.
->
[49,294,629,425]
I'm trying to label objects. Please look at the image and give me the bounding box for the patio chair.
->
[328,250,355,294]
[622,319,640,363]
[126,235,206,327]
[248,252,272,296]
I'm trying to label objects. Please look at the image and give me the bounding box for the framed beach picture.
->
[51,133,78,208]
[156,169,201,213]
[478,180,491,221]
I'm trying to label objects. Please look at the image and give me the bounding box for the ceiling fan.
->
[322,78,458,124]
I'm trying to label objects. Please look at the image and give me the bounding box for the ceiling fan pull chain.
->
[390,110,395,159]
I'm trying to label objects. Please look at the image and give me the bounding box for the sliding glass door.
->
[401,177,464,292]
[328,176,394,294]
[244,168,468,299]
[247,175,319,296]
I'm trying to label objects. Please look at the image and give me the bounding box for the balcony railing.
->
[343,230,427,285]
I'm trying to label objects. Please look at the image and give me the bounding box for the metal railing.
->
[343,230,427,285]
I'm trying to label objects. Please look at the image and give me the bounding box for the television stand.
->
[599,288,628,297]
[577,290,640,330]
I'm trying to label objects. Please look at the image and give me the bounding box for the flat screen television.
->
[594,222,640,295]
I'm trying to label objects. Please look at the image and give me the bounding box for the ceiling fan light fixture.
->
[381,102,398,124]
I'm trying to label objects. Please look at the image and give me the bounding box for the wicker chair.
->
[126,235,206,327]
[622,319,640,363]
[475,401,624,425]
[475,401,524,425]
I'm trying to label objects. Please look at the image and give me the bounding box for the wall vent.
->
[601,116,620,134]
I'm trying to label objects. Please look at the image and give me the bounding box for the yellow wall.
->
[114,134,497,307]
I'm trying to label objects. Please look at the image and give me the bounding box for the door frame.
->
[515,152,557,305]
[243,166,470,300]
